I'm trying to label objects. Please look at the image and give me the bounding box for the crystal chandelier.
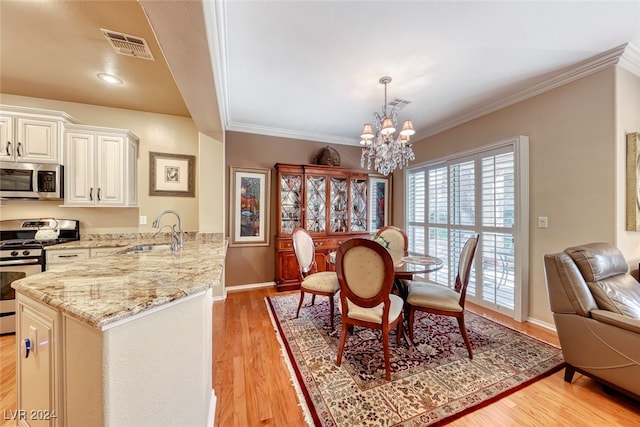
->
[360,76,416,176]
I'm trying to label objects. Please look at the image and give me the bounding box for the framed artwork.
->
[626,132,640,231]
[369,175,392,231]
[149,152,196,197]
[229,166,271,247]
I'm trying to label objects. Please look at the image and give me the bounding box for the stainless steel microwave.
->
[0,161,64,200]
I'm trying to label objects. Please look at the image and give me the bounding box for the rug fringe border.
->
[265,297,316,427]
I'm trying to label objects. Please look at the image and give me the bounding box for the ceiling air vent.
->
[101,28,155,61]
[388,98,412,111]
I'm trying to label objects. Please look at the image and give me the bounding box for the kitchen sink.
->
[116,243,172,255]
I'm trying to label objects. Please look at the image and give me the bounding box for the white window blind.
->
[405,136,529,319]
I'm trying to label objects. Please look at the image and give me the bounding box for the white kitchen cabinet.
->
[0,105,78,164]
[89,248,118,257]
[16,293,63,427]
[45,247,119,266]
[45,249,90,265]
[64,124,138,207]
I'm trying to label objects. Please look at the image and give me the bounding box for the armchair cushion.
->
[591,309,640,334]
[566,243,640,319]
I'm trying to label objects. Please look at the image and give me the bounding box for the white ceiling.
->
[2,1,640,147]
[209,0,640,145]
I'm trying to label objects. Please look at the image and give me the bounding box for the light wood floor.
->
[2,287,639,426]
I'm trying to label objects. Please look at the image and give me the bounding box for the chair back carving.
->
[336,238,395,310]
[455,234,480,306]
[375,226,408,266]
[292,227,317,277]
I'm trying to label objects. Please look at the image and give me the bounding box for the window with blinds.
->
[406,137,528,317]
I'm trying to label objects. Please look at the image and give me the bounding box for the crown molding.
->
[203,0,231,131]
[423,43,633,138]
[226,122,358,146]
[619,43,640,77]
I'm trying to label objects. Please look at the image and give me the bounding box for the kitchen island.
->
[12,237,226,427]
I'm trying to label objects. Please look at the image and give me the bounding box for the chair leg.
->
[396,315,403,346]
[311,294,316,306]
[408,306,416,341]
[382,327,391,380]
[295,291,306,318]
[336,322,349,367]
[564,364,576,383]
[456,315,473,359]
[329,294,335,331]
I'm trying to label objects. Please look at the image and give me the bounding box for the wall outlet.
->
[140,215,147,225]
[538,216,548,228]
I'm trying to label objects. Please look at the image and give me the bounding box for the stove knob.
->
[11,251,18,257]
[23,250,31,256]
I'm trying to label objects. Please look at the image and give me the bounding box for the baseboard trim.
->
[526,316,556,332]
[226,281,276,293]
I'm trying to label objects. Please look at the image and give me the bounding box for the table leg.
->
[393,278,414,347]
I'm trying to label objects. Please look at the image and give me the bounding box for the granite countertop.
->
[12,237,227,330]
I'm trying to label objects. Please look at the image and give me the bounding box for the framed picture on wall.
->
[626,132,640,231]
[369,175,392,232]
[149,151,196,197]
[229,166,271,247]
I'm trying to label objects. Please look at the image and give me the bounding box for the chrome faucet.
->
[152,210,184,250]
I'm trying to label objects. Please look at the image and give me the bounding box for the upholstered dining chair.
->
[406,234,480,359]
[292,227,340,330]
[375,225,409,266]
[335,238,404,380]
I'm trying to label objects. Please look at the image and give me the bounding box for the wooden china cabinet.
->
[274,163,376,291]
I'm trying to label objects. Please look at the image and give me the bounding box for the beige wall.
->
[397,67,639,325]
[0,94,224,235]
[224,131,363,286]
[615,67,640,260]
[198,133,225,232]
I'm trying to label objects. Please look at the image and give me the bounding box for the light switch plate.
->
[140,215,147,225]
[538,216,548,228]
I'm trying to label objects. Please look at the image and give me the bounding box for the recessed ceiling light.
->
[97,73,123,85]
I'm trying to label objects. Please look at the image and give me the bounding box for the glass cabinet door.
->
[279,174,302,234]
[305,175,326,233]
[350,178,368,232]
[329,177,348,232]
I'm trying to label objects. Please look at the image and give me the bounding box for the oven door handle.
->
[0,259,42,266]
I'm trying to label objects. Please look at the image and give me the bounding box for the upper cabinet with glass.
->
[275,164,373,237]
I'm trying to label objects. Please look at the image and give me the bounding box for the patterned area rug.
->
[266,293,564,426]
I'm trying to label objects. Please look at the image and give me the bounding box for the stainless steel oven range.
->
[0,218,80,334]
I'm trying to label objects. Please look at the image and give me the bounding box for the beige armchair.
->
[543,242,640,400]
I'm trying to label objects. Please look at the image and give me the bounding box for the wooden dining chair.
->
[335,238,404,380]
[292,227,340,330]
[375,225,408,266]
[406,234,480,359]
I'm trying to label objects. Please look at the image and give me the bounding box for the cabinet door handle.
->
[16,142,22,157]
[58,254,79,258]
[6,141,11,156]
[97,188,101,201]
[22,339,32,359]
[90,187,93,201]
